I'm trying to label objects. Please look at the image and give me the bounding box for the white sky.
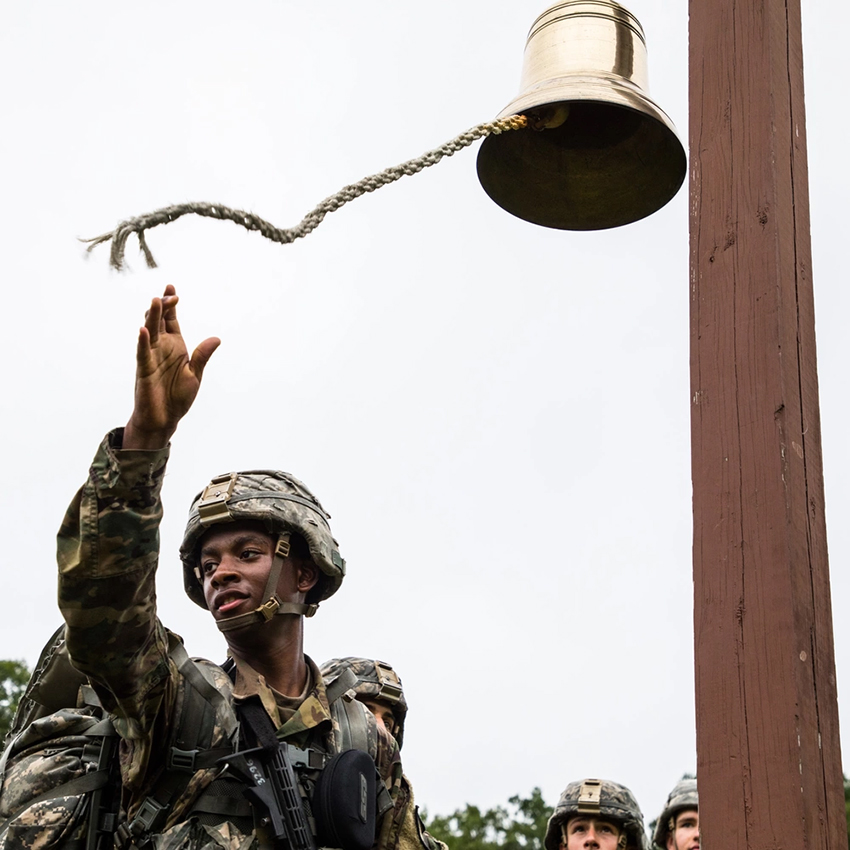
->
[1,0,848,833]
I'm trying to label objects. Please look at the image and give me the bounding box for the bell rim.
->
[477,95,687,231]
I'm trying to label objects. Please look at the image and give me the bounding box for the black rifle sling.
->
[237,699,279,751]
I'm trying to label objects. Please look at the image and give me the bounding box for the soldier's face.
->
[561,816,621,850]
[362,699,397,738]
[199,520,316,620]
[666,810,698,850]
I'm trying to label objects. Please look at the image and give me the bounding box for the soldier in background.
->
[320,659,407,746]
[543,778,648,850]
[320,658,447,850]
[651,779,698,850]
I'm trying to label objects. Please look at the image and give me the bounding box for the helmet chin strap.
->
[214,532,319,633]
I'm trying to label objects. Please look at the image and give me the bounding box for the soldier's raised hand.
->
[123,285,220,450]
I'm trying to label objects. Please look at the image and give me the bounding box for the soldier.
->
[319,658,446,850]
[319,659,407,746]
[651,779,698,850]
[55,286,400,850]
[544,778,648,850]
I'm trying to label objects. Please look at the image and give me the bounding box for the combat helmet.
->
[651,778,697,849]
[180,470,346,633]
[545,779,648,850]
[319,658,408,748]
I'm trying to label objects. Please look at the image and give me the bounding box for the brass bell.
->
[477,0,687,230]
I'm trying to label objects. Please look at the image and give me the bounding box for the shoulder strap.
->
[168,636,237,737]
[330,693,378,760]
[325,668,358,705]
[117,642,237,848]
[236,696,278,750]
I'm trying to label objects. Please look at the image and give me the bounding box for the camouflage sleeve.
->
[56,428,174,755]
[375,723,403,798]
[379,775,449,850]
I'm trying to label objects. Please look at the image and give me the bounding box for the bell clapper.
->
[529,104,570,131]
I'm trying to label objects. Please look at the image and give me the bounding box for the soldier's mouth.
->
[215,593,250,613]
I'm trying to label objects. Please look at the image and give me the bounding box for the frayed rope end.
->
[80,226,157,271]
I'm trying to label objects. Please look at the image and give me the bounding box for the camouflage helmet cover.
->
[180,470,346,609]
[545,779,648,850]
[651,778,697,849]
[319,657,408,748]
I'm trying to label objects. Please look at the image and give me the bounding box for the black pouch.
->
[312,749,378,850]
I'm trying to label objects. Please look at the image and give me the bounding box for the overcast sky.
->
[1,0,848,832]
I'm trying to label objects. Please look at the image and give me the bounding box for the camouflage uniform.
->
[544,779,648,850]
[319,659,446,850]
[55,430,399,850]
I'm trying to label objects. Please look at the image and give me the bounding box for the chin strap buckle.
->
[257,597,282,621]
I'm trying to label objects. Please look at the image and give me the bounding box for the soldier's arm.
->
[57,430,170,713]
[56,286,219,782]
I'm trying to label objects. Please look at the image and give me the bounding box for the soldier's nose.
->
[210,562,240,586]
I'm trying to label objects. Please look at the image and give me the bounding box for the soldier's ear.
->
[296,561,320,593]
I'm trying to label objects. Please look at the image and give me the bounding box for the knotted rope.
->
[83,114,528,270]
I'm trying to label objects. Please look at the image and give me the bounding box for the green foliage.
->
[0,659,31,743]
[424,788,553,850]
[844,775,850,847]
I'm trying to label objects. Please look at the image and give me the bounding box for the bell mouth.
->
[477,95,686,230]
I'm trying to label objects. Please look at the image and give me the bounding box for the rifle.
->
[222,698,317,850]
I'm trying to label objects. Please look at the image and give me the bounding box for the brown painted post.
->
[689,1,845,848]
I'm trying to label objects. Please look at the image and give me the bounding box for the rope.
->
[83,115,528,270]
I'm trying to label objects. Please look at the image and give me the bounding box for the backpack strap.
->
[1,766,112,812]
[84,712,122,850]
[116,640,237,849]
[169,637,236,738]
[331,693,377,758]
[325,668,358,705]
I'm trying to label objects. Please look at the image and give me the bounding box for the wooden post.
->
[689,1,845,847]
